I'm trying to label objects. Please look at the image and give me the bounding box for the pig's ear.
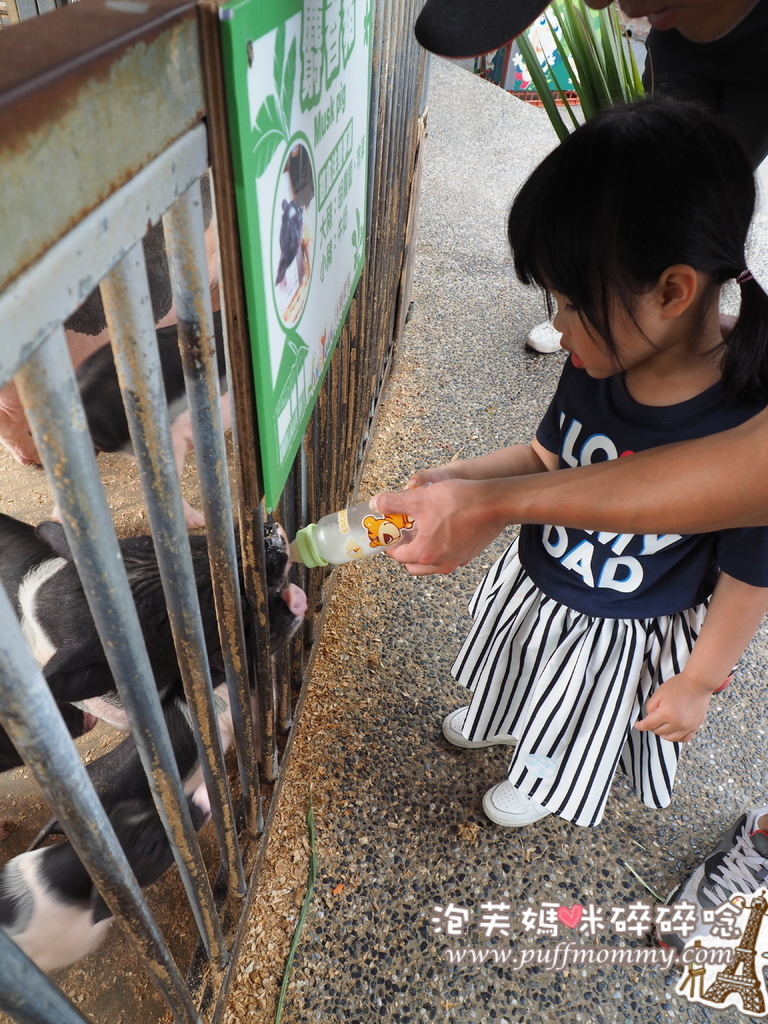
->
[27,815,64,851]
[91,889,113,924]
[44,645,115,703]
[36,521,73,560]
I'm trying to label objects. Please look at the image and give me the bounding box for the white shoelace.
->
[703,830,768,905]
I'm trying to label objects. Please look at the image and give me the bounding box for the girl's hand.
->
[634,672,714,743]
[405,463,462,489]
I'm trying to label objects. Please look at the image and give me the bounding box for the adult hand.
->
[370,478,507,575]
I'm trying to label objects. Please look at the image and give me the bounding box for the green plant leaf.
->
[253,94,286,177]
[274,21,286,96]
[522,0,644,138]
[281,37,297,136]
[517,31,570,141]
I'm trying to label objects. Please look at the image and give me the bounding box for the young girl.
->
[412,98,768,829]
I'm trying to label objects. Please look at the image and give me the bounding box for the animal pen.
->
[0,0,427,1020]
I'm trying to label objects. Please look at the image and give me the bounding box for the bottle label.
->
[361,512,415,548]
[338,509,350,533]
[345,538,366,560]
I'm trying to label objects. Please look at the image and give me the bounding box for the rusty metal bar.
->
[0,124,209,384]
[15,322,228,969]
[162,180,262,843]
[9,327,207,1023]
[276,463,295,734]
[0,0,203,295]
[249,506,279,780]
[196,0,279,788]
[0,908,91,1024]
[99,243,246,904]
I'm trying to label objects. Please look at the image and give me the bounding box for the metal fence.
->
[0,0,427,1020]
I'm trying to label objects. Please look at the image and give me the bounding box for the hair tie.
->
[736,269,754,284]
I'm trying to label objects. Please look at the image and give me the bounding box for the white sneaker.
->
[442,707,516,748]
[482,781,550,827]
[526,321,563,354]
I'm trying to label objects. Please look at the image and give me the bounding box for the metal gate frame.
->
[0,0,427,1020]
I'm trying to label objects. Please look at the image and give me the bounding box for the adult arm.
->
[372,406,768,575]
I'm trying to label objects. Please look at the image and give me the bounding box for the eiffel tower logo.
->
[703,892,768,1015]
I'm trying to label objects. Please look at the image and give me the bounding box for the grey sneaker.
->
[658,806,768,953]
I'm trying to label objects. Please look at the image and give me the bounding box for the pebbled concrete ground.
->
[246,57,768,1024]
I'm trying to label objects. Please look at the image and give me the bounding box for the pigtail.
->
[721,273,768,402]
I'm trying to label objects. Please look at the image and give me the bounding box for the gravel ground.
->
[226,59,768,1024]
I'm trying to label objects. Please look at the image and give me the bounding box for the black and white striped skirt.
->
[452,540,708,827]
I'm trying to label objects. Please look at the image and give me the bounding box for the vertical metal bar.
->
[249,503,278,781]
[0,928,92,1024]
[196,0,278,789]
[14,325,227,969]
[277,463,295,732]
[99,242,246,899]
[162,181,262,843]
[0,581,201,1024]
[299,440,313,654]
[287,455,304,695]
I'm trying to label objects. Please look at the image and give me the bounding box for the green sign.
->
[220,0,373,509]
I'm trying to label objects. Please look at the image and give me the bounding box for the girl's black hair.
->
[508,97,768,401]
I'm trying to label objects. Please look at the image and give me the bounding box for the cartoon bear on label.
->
[362,512,415,548]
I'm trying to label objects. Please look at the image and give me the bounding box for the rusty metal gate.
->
[0,0,427,1020]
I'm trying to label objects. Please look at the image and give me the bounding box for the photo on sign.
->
[273,141,315,326]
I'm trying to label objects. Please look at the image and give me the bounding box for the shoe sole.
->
[482,786,550,828]
[525,342,563,354]
[442,711,516,749]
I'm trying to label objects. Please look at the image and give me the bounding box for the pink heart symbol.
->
[557,904,584,929]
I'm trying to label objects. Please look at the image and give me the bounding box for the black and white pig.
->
[32,519,307,843]
[71,309,229,528]
[0,512,97,774]
[21,518,305,725]
[32,678,235,855]
[0,796,207,973]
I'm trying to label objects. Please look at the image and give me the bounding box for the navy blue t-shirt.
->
[519,358,768,618]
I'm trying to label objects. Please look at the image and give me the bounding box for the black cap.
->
[414,0,549,58]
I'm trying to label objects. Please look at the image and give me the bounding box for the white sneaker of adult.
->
[482,781,550,827]
[441,707,516,748]
[526,321,563,354]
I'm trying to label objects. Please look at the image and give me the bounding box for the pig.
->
[73,310,229,528]
[0,704,97,776]
[0,172,217,471]
[33,683,231,851]
[24,518,305,721]
[0,796,207,973]
[275,200,304,285]
[0,512,97,774]
[17,520,223,719]
[1,511,304,729]
[31,519,307,845]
